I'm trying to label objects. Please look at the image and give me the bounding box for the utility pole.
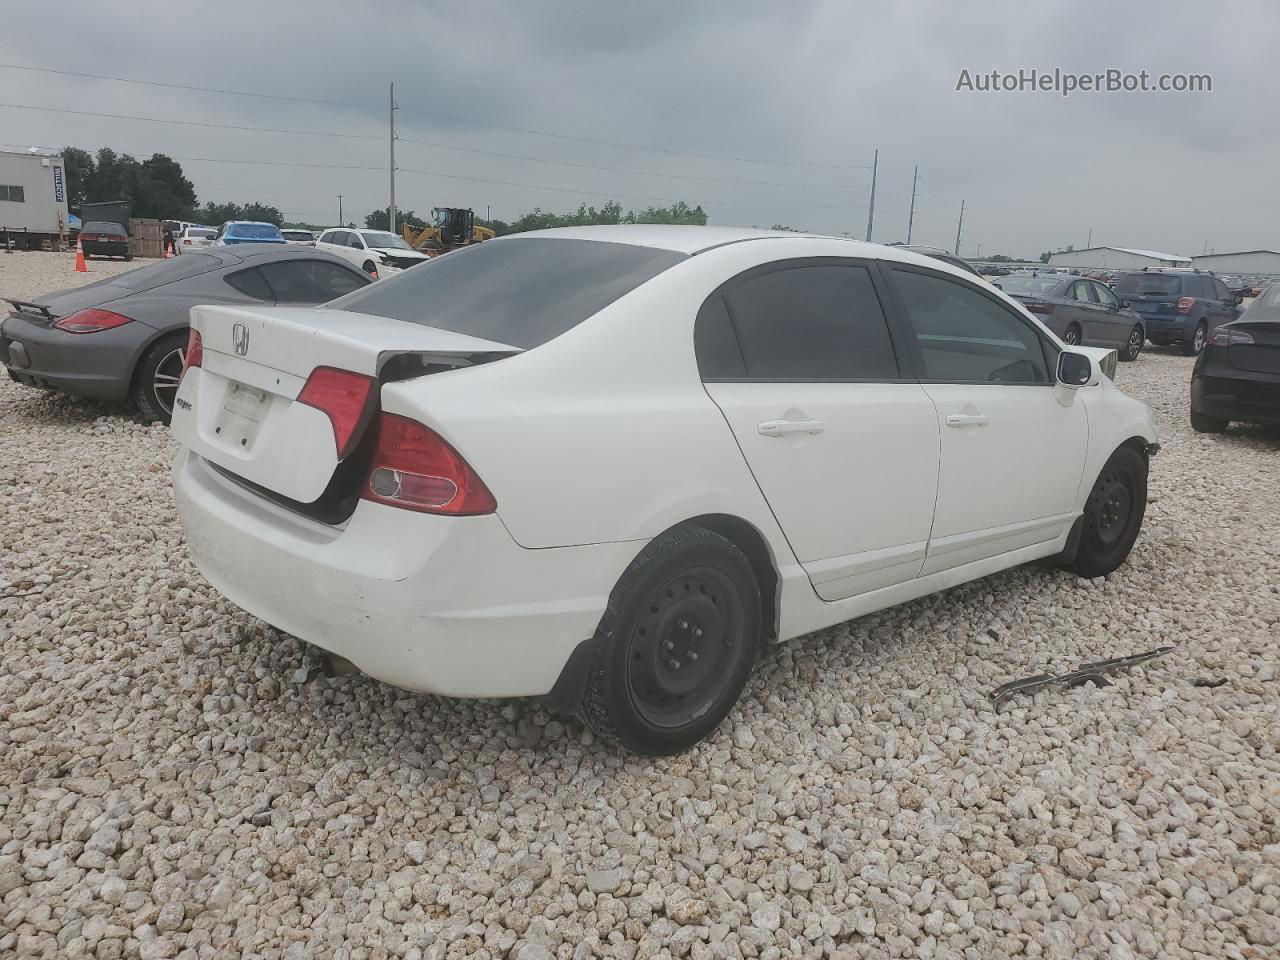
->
[976,242,982,259]
[1086,227,1092,248]
[906,165,918,245]
[337,195,343,227]
[954,199,965,256]
[864,149,878,242]
[486,204,491,222]
[388,82,397,234]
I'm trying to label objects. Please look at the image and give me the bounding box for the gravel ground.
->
[1,250,1278,960]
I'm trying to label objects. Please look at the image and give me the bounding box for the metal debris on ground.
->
[990,645,1176,711]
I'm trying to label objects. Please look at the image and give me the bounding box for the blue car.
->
[212,221,287,246]
[1113,270,1241,356]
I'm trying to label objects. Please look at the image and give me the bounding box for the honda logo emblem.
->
[232,322,250,356]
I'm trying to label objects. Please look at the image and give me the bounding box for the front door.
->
[696,260,940,600]
[884,265,1089,574]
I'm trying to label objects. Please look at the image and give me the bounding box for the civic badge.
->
[232,322,250,356]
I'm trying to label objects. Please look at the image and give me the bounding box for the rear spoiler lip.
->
[3,299,55,320]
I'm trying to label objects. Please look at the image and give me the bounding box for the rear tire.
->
[1064,446,1147,578]
[1063,324,1082,346]
[1120,324,1143,362]
[130,331,188,425]
[1190,409,1228,433]
[1182,322,1207,356]
[580,526,761,755]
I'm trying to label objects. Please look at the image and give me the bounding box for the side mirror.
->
[1057,350,1094,388]
[1120,299,1131,308]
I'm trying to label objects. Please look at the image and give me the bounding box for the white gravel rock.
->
[1,252,1278,958]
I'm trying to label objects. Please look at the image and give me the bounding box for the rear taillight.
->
[1177,297,1195,314]
[180,328,203,381]
[1025,301,1055,315]
[53,308,133,334]
[183,238,192,245]
[1208,327,1254,347]
[361,414,496,515]
[297,367,377,461]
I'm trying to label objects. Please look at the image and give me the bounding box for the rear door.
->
[698,259,940,600]
[884,265,1088,574]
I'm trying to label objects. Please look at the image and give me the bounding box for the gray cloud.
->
[4,0,1276,257]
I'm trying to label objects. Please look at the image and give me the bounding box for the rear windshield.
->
[1241,283,1280,320]
[229,223,283,239]
[188,228,216,239]
[1115,273,1181,297]
[84,221,126,236]
[328,237,686,349]
[995,275,1063,296]
[114,253,221,290]
[281,230,313,241]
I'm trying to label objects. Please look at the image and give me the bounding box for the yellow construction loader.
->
[402,207,495,255]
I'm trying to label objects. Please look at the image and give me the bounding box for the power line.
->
[0,102,382,140]
[0,61,872,171]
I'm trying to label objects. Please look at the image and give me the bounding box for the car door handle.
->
[945,413,989,427]
[758,418,824,437]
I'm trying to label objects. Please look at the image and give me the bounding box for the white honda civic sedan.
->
[171,226,1158,754]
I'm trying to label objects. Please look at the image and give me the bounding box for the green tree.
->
[197,202,243,226]
[364,209,426,231]
[242,202,283,226]
[61,147,95,213]
[506,200,706,234]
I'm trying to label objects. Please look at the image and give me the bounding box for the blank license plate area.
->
[215,381,271,451]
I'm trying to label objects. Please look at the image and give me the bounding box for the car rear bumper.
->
[173,448,639,698]
[0,314,144,401]
[1136,314,1196,338]
[1191,372,1280,426]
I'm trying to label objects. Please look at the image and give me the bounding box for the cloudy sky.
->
[4,0,1277,257]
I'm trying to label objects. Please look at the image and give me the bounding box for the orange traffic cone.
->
[74,238,87,273]
[163,243,171,259]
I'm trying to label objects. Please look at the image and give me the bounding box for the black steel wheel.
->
[1065,446,1147,578]
[581,526,761,755]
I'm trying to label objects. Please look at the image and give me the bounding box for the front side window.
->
[705,264,899,380]
[1093,282,1119,308]
[1070,281,1098,304]
[890,268,1051,384]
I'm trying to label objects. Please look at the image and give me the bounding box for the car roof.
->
[225,221,279,228]
[500,224,939,262]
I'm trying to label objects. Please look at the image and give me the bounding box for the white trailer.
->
[0,148,70,249]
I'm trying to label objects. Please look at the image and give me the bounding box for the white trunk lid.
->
[170,304,517,504]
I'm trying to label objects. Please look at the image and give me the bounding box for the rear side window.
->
[1211,279,1230,301]
[259,260,369,303]
[224,267,274,301]
[890,268,1050,384]
[328,237,685,350]
[704,264,899,380]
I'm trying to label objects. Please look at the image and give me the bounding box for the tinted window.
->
[1115,273,1180,297]
[187,228,216,239]
[260,260,369,303]
[229,223,283,240]
[694,295,746,378]
[719,265,898,379]
[84,221,127,237]
[224,267,274,301]
[891,268,1050,383]
[328,237,685,350]
[345,233,365,249]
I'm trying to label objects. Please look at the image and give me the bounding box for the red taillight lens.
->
[1208,327,1254,347]
[297,367,376,461]
[1177,297,1194,314]
[361,414,496,515]
[1025,301,1055,315]
[183,238,192,245]
[180,328,203,381]
[52,308,133,334]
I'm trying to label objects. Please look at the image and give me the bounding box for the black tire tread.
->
[1190,410,1228,433]
[1065,446,1147,578]
[130,331,187,425]
[579,525,759,755]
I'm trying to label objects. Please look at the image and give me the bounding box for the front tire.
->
[130,331,188,425]
[1120,324,1144,362]
[1190,409,1228,433]
[580,526,761,755]
[1182,322,1207,356]
[1065,447,1147,578]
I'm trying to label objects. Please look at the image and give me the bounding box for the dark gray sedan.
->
[994,273,1146,361]
[1,246,371,423]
